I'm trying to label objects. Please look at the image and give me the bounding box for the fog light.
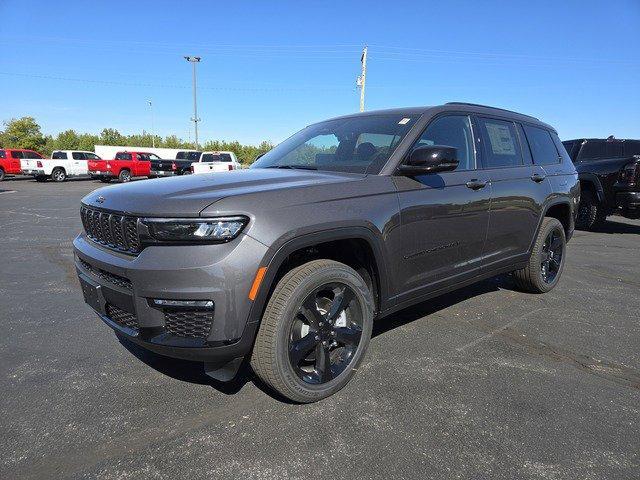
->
[152,299,214,309]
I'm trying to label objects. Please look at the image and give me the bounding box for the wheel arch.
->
[246,227,390,326]
[528,198,574,252]
[578,173,605,203]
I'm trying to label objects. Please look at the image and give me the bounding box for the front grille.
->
[164,310,213,339]
[78,258,132,291]
[80,206,141,254]
[106,304,139,330]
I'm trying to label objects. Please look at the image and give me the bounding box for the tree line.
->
[0,117,274,165]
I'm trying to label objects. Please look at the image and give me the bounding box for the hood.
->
[81,168,365,217]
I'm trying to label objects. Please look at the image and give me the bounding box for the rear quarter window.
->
[523,126,560,165]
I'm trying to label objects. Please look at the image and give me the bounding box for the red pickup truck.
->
[0,148,43,181]
[88,151,152,183]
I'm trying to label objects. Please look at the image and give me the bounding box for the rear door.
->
[476,117,549,270]
[71,152,86,175]
[10,150,24,172]
[394,114,491,301]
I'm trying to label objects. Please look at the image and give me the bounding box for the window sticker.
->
[486,123,516,155]
[398,118,411,125]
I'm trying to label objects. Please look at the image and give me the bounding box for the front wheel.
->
[251,259,374,403]
[513,217,566,293]
[118,170,131,183]
[576,191,606,230]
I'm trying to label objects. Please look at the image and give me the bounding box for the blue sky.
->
[1,0,639,145]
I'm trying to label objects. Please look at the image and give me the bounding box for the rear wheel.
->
[51,167,66,182]
[0,168,5,181]
[513,217,566,293]
[251,259,374,403]
[118,170,131,183]
[576,190,605,230]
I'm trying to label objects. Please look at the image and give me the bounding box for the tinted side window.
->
[624,141,640,156]
[552,133,572,163]
[84,153,101,160]
[52,151,68,159]
[72,152,84,159]
[477,118,522,168]
[0,150,5,159]
[11,151,24,159]
[523,126,559,165]
[412,115,475,171]
[176,152,186,159]
[115,153,132,160]
[579,141,606,160]
[606,142,623,158]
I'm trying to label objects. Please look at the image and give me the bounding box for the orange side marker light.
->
[249,267,267,301]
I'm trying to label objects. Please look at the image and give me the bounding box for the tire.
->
[576,190,605,230]
[513,217,567,293]
[51,167,66,182]
[0,168,5,181]
[99,176,112,183]
[118,170,131,183]
[251,259,374,403]
[35,175,47,182]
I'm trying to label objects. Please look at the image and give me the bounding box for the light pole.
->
[184,56,201,149]
[147,100,155,148]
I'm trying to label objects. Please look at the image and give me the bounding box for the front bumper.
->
[616,191,640,218]
[73,232,269,363]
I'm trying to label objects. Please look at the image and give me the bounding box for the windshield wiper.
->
[264,165,317,170]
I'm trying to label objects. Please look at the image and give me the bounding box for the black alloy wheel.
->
[288,282,363,384]
[540,229,563,284]
[251,259,374,403]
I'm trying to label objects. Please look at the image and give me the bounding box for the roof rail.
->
[445,102,539,120]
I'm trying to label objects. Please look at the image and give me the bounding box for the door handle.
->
[465,179,487,190]
[531,173,546,183]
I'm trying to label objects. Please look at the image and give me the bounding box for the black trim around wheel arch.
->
[578,173,605,204]
[527,199,575,252]
[246,227,390,326]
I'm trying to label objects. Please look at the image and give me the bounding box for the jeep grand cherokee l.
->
[74,103,579,403]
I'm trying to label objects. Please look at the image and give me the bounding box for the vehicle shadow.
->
[589,218,640,235]
[117,275,513,399]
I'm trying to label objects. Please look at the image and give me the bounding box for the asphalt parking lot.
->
[1,177,639,480]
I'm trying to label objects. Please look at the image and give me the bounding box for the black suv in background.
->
[563,138,640,229]
[75,103,579,402]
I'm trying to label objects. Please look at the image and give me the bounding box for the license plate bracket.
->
[79,274,106,314]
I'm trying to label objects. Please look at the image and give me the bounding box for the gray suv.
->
[74,103,579,402]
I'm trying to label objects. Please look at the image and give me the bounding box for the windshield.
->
[251,114,419,173]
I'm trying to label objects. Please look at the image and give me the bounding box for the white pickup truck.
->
[190,151,242,174]
[21,150,100,182]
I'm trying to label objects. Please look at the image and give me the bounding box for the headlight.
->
[142,216,248,242]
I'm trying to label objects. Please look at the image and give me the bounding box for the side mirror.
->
[398,145,459,175]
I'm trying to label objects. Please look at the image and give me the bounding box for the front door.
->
[393,114,491,304]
